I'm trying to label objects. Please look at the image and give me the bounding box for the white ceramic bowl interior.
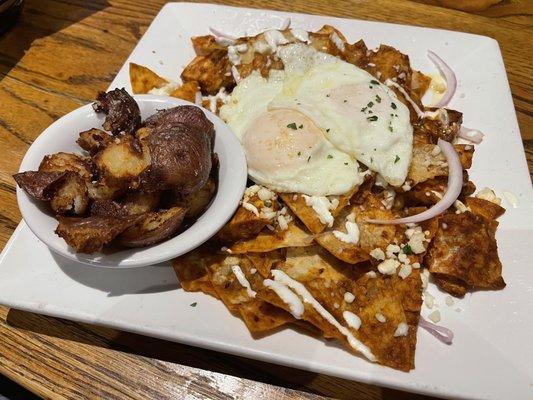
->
[17,94,247,268]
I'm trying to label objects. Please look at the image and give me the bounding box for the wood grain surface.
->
[0,1,531,399]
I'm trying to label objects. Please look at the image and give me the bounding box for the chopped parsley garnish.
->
[297,151,302,156]
[402,244,413,255]
[375,94,382,103]
[391,102,397,109]
[361,107,367,112]
[287,123,297,130]
[264,200,272,207]
[190,302,197,307]
[388,126,393,132]
[367,101,374,108]
[307,156,311,162]
[344,162,349,165]
[370,79,380,85]
[298,124,303,129]
[326,94,330,97]
[327,154,333,159]
[367,115,378,122]
[326,128,330,132]
[394,155,400,163]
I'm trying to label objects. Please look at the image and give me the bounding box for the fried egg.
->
[220,43,413,194]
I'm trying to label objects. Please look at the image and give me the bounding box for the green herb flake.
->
[326,128,330,132]
[402,244,413,255]
[264,200,272,207]
[367,115,378,122]
[307,156,311,162]
[361,107,367,112]
[391,102,397,109]
[298,124,303,129]
[327,154,333,159]
[343,99,348,103]
[394,155,400,163]
[297,151,302,156]
[367,101,374,108]
[370,80,380,85]
[190,302,197,307]
[388,126,393,132]
[287,123,297,130]
[375,94,382,103]
[344,162,349,165]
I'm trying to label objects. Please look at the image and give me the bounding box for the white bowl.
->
[16,94,247,268]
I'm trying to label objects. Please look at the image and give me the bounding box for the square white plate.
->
[1,3,532,399]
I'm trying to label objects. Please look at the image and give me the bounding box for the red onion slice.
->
[367,139,463,225]
[458,126,484,144]
[428,50,457,108]
[419,316,454,345]
[194,91,202,106]
[209,27,238,40]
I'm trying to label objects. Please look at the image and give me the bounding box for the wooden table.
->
[0,1,531,398]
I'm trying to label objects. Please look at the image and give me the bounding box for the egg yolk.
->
[242,109,325,175]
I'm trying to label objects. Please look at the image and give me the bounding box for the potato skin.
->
[93,88,141,135]
[77,128,113,155]
[117,207,187,248]
[39,152,94,182]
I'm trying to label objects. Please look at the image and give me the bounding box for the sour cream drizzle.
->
[231,265,256,298]
[385,79,445,120]
[268,270,376,361]
[263,278,304,318]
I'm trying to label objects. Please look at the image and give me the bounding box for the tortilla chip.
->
[424,211,505,297]
[317,194,402,264]
[206,254,293,333]
[169,81,200,103]
[172,245,219,299]
[465,197,505,220]
[245,250,285,278]
[129,63,168,94]
[251,246,421,371]
[230,222,314,254]
[280,189,356,234]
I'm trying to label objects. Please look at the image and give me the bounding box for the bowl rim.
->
[16,94,247,268]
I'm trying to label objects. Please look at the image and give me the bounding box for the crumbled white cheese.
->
[397,253,409,264]
[420,269,430,289]
[250,268,257,274]
[344,292,355,304]
[330,32,345,52]
[302,195,338,227]
[203,87,231,113]
[277,214,289,230]
[386,244,401,258]
[412,262,421,269]
[290,28,310,43]
[242,202,259,216]
[377,259,400,275]
[227,45,242,65]
[424,292,435,309]
[454,200,470,214]
[445,295,454,306]
[263,30,288,52]
[333,221,360,244]
[393,322,409,337]
[366,271,377,278]
[334,302,340,309]
[398,264,412,279]
[369,248,385,261]
[428,310,441,323]
[343,311,361,330]
[253,40,271,54]
[381,188,396,210]
[258,187,274,201]
[407,227,426,254]
[402,181,412,192]
[375,313,387,323]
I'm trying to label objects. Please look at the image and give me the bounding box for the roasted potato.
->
[93,135,149,185]
[77,128,113,155]
[93,88,141,135]
[49,173,89,215]
[13,171,69,201]
[56,214,145,253]
[39,152,94,182]
[117,207,187,247]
